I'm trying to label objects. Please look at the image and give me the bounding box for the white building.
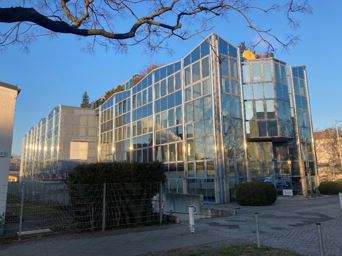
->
[0,82,20,223]
[20,105,98,180]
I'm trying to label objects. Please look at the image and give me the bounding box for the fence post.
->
[91,202,94,231]
[316,223,324,256]
[254,212,261,248]
[159,182,163,224]
[18,183,24,241]
[188,206,195,233]
[102,183,106,232]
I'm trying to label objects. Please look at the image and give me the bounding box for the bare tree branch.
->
[0,1,311,51]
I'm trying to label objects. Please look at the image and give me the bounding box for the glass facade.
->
[21,106,60,179]
[97,34,317,202]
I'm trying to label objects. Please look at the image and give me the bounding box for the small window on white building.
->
[70,141,88,160]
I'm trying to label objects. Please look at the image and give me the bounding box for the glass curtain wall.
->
[217,37,245,200]
[242,59,294,193]
[290,66,316,191]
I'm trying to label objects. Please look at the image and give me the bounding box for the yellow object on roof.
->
[242,50,256,60]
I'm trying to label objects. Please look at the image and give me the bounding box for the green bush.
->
[318,181,342,195]
[236,181,277,206]
[67,161,166,230]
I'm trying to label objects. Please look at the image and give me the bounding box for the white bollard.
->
[188,206,195,233]
[339,193,342,210]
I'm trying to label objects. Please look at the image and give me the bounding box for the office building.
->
[20,105,98,180]
[97,34,317,203]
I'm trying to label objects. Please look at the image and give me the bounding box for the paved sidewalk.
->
[0,196,341,256]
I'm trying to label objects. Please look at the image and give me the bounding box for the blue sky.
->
[1,1,341,155]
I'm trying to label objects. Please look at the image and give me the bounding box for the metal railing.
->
[1,181,164,240]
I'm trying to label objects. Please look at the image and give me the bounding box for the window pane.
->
[221,59,229,77]
[202,79,211,95]
[263,63,272,81]
[185,102,193,121]
[267,120,278,136]
[253,84,263,99]
[169,144,176,162]
[155,83,160,99]
[252,63,261,81]
[203,96,212,120]
[201,57,209,78]
[175,72,181,90]
[264,83,274,98]
[176,106,182,125]
[258,121,267,136]
[266,100,275,119]
[161,80,167,96]
[243,84,253,100]
[194,99,203,121]
[177,142,183,161]
[222,78,230,94]
[192,62,200,82]
[168,76,174,94]
[168,109,175,127]
[245,101,253,120]
[185,67,191,85]
[185,87,192,101]
[186,123,193,138]
[193,83,201,98]
[242,65,250,83]
[255,100,264,119]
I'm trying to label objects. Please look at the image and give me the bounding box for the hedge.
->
[318,181,342,195]
[67,161,166,230]
[236,181,277,206]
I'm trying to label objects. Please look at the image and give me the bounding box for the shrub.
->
[236,181,277,206]
[318,181,342,195]
[67,161,166,230]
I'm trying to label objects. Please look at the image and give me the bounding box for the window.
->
[185,67,191,85]
[243,84,253,100]
[242,65,250,83]
[220,59,229,77]
[203,96,212,120]
[253,84,263,99]
[186,123,193,138]
[176,107,182,125]
[161,80,167,96]
[168,109,175,127]
[175,72,181,90]
[255,101,264,119]
[201,57,209,78]
[258,121,267,136]
[185,102,193,121]
[263,63,272,81]
[168,76,174,94]
[185,87,192,101]
[245,101,253,120]
[193,83,201,98]
[266,100,275,119]
[192,62,201,82]
[194,99,203,121]
[202,79,211,95]
[222,78,230,94]
[267,120,278,136]
[264,83,274,98]
[252,63,261,81]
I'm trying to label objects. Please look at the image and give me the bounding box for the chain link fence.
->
[1,181,163,240]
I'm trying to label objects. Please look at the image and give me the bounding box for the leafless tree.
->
[0,0,311,52]
[314,128,342,171]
